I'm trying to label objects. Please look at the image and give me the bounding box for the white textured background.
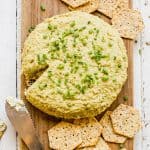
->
[0,0,150,149]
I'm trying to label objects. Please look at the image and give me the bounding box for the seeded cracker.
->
[112,9,144,39]
[0,120,7,139]
[69,0,99,13]
[110,104,142,138]
[74,118,102,148]
[115,0,129,13]
[48,121,82,150]
[77,137,111,150]
[94,137,111,150]
[100,111,126,143]
[61,0,89,8]
[97,0,118,18]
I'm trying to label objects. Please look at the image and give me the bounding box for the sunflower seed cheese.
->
[22,11,128,119]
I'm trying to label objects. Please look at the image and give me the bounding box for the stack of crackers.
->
[60,0,144,39]
[48,104,141,150]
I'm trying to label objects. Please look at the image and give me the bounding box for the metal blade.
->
[5,98,43,150]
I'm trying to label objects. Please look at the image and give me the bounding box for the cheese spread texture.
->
[22,12,128,119]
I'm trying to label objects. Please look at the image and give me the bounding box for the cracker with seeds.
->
[48,121,82,150]
[97,0,118,18]
[0,120,7,139]
[100,111,126,143]
[69,0,99,13]
[112,9,144,39]
[93,137,111,150]
[115,0,129,12]
[77,137,111,150]
[61,0,89,8]
[110,104,141,138]
[74,118,102,148]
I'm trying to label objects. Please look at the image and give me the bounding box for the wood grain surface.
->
[21,0,133,149]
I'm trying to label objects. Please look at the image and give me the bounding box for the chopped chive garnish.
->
[102,76,109,82]
[65,73,69,76]
[40,4,46,11]
[82,74,95,87]
[57,79,62,86]
[48,71,52,78]
[73,43,76,47]
[113,79,117,82]
[113,56,116,60]
[63,90,75,99]
[57,64,64,70]
[53,25,57,29]
[63,59,67,63]
[108,43,113,47]
[123,96,128,101]
[81,39,87,46]
[37,54,47,65]
[48,24,57,31]
[96,29,99,34]
[75,84,86,94]
[43,35,47,39]
[79,26,86,31]
[48,24,53,30]
[28,26,35,33]
[101,36,105,42]
[87,21,91,24]
[102,68,108,75]
[48,71,52,77]
[139,49,142,55]
[73,32,79,38]
[57,90,62,94]
[70,21,76,27]
[89,29,93,34]
[89,49,105,63]
[118,64,122,68]
[39,83,47,90]
[64,78,68,85]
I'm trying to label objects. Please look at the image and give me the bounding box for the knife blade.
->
[5,97,43,150]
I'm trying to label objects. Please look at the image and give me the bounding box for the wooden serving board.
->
[21,0,133,149]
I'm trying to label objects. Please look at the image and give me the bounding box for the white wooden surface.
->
[0,0,150,150]
[0,0,17,150]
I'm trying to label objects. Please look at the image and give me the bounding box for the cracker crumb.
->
[0,121,7,139]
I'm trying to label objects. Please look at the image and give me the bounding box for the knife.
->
[5,97,43,150]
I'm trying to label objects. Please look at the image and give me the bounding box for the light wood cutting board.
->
[20,0,134,149]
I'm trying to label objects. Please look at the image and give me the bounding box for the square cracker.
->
[100,111,126,143]
[74,117,102,148]
[97,0,118,18]
[0,120,7,139]
[112,9,144,39]
[77,137,111,150]
[48,121,82,150]
[110,104,142,138]
[61,0,89,8]
[69,0,99,13]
